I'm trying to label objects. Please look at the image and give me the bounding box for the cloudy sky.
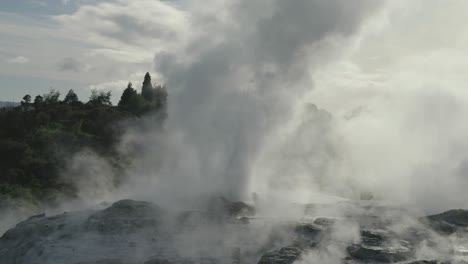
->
[0,0,188,102]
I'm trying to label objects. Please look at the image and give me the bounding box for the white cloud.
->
[88,79,132,94]
[87,71,153,94]
[0,0,188,97]
[57,57,82,72]
[28,0,48,7]
[53,0,189,51]
[8,56,29,64]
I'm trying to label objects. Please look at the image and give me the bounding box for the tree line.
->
[0,73,167,208]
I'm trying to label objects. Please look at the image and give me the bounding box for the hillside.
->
[0,101,19,108]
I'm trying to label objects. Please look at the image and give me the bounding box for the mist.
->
[111,0,384,206]
[92,0,468,214]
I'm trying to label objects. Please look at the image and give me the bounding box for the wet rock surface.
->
[1,199,468,264]
[257,247,303,264]
[346,229,413,263]
[426,210,468,235]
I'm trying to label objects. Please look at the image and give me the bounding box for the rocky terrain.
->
[1,198,468,264]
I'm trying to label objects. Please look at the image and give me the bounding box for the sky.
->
[0,0,187,102]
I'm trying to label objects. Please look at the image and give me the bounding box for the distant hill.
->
[0,101,19,108]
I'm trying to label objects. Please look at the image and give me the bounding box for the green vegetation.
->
[0,73,167,207]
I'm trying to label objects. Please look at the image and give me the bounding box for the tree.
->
[21,95,32,111]
[43,90,60,104]
[0,69,170,208]
[118,83,137,109]
[88,89,112,106]
[33,95,44,110]
[142,72,153,101]
[63,89,79,104]
[22,95,31,105]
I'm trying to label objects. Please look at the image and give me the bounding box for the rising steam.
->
[95,0,468,216]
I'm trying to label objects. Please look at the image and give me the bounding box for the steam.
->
[136,0,468,213]
[54,0,468,214]
[129,0,386,204]
[307,0,468,212]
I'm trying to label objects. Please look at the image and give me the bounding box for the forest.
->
[0,73,167,209]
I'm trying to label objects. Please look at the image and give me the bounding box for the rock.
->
[293,223,323,248]
[28,213,46,220]
[0,209,94,264]
[428,210,468,227]
[83,200,164,234]
[407,261,452,264]
[347,243,413,263]
[227,201,255,218]
[143,257,217,264]
[346,228,412,262]
[75,259,127,264]
[347,229,413,263]
[2,200,468,264]
[257,247,303,264]
[206,197,255,221]
[359,229,388,247]
[176,197,256,227]
[0,200,166,264]
[426,210,468,235]
[313,218,336,227]
[143,259,172,264]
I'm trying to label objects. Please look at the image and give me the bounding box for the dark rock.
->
[347,228,413,263]
[144,260,172,264]
[143,257,217,264]
[27,213,46,221]
[206,197,255,221]
[0,209,93,264]
[347,239,413,263]
[428,210,468,227]
[426,220,457,235]
[313,218,336,227]
[257,247,303,264]
[75,259,126,264]
[84,200,164,234]
[0,200,164,264]
[426,210,468,235]
[360,229,387,247]
[293,223,323,248]
[2,199,467,264]
[227,201,255,217]
[407,261,452,264]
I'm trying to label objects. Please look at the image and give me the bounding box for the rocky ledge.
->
[1,199,468,264]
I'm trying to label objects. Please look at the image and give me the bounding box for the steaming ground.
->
[2,197,468,263]
[3,0,468,263]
